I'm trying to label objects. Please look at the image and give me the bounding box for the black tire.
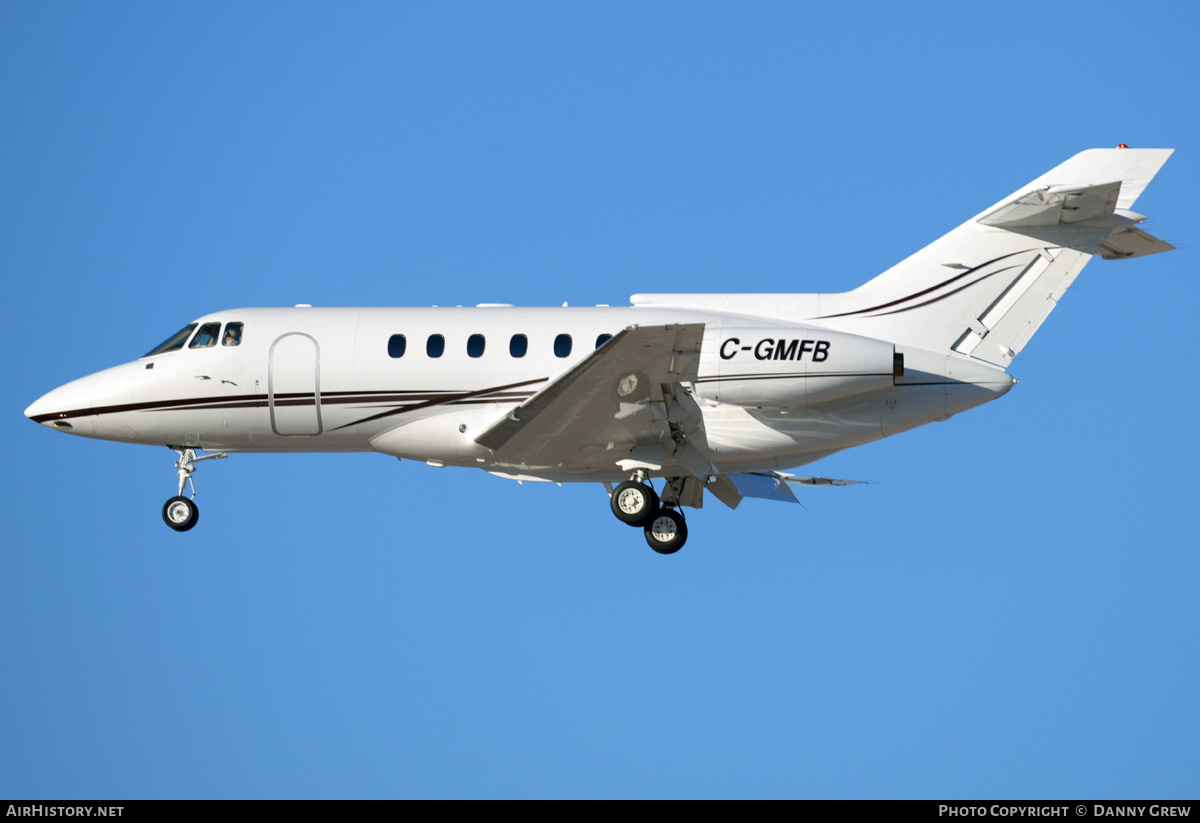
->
[644,508,687,554]
[162,496,199,532]
[610,481,659,526]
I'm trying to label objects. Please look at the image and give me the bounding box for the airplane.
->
[24,147,1174,553]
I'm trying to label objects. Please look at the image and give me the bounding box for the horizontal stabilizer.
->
[1098,225,1175,259]
[980,182,1121,228]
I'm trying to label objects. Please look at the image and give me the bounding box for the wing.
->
[475,323,709,476]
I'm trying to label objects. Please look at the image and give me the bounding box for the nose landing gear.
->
[161,448,226,532]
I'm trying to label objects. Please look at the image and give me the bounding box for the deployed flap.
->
[729,472,800,504]
[778,473,866,487]
[475,324,705,472]
[707,470,866,509]
[705,474,743,510]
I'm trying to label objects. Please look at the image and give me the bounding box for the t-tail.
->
[633,147,1174,368]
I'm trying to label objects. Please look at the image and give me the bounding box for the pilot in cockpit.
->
[222,325,241,347]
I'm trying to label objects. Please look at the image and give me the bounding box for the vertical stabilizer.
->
[811,148,1173,367]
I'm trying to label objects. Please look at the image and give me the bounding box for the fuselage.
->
[23,149,1170,552]
[25,305,1014,481]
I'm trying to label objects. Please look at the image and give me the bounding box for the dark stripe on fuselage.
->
[28,379,548,425]
[816,251,1031,319]
[865,265,1022,317]
[329,377,549,430]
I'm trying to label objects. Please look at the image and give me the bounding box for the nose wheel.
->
[161,447,226,532]
[162,496,199,531]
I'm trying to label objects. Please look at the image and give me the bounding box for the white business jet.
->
[25,148,1173,553]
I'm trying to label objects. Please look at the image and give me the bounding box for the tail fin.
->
[815,148,1173,366]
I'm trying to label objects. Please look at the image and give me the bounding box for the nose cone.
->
[26,364,137,436]
[26,383,97,436]
[25,392,53,421]
[26,384,69,423]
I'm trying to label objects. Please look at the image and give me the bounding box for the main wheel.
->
[610,481,659,526]
[162,496,199,532]
[644,508,687,554]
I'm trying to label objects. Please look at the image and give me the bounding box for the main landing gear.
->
[609,471,689,554]
[161,448,226,532]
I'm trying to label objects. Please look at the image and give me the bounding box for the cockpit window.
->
[189,323,222,349]
[222,322,243,347]
[144,324,198,357]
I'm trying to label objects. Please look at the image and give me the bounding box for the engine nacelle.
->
[695,325,896,407]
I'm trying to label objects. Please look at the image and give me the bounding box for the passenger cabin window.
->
[554,334,572,358]
[222,323,244,347]
[467,334,485,358]
[510,334,527,358]
[144,324,198,357]
[427,334,445,358]
[388,334,407,358]
[189,322,221,349]
[595,333,613,348]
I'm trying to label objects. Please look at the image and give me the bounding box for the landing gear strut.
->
[608,471,690,553]
[161,447,226,532]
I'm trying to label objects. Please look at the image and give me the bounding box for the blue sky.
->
[3,1,1197,799]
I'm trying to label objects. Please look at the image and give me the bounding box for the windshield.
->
[144,324,198,357]
[189,322,221,349]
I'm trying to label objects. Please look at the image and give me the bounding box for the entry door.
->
[269,333,322,436]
